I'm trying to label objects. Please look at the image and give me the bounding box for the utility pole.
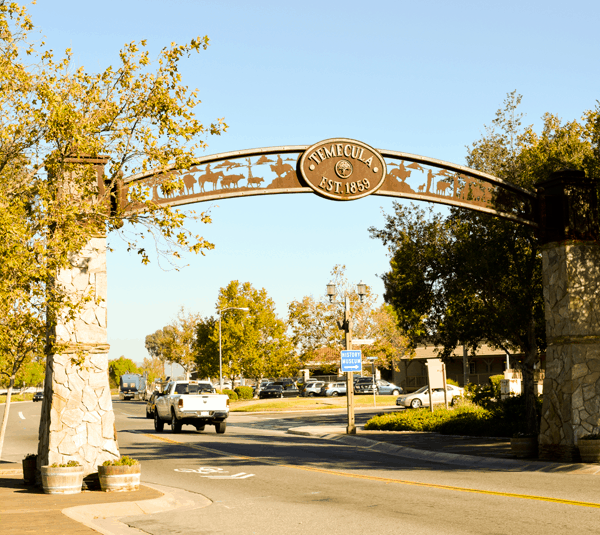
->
[344,296,355,435]
[327,282,367,436]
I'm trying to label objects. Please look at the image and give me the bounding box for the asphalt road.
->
[3,399,600,534]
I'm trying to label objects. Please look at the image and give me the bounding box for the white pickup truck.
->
[153,380,230,434]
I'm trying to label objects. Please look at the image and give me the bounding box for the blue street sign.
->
[341,350,362,373]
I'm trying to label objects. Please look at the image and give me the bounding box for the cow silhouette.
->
[247,175,264,187]
[221,174,245,188]
[436,181,451,195]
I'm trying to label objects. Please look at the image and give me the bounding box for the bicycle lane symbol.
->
[174,467,254,479]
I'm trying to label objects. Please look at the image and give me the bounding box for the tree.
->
[195,281,295,385]
[145,308,201,379]
[370,92,599,434]
[0,2,227,458]
[15,359,45,389]
[140,356,165,384]
[108,356,140,389]
[287,265,411,374]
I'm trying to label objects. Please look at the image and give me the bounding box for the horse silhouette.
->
[197,170,225,192]
[270,162,293,178]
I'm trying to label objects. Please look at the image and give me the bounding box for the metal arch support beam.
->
[124,145,308,184]
[379,149,536,199]
[121,142,538,227]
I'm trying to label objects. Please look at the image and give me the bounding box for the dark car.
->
[354,377,377,395]
[259,383,300,399]
[32,391,43,402]
[146,391,161,418]
[259,385,285,399]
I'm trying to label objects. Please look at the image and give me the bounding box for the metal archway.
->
[122,138,537,227]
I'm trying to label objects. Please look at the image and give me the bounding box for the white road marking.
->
[18,412,25,420]
[174,466,255,479]
[204,472,254,479]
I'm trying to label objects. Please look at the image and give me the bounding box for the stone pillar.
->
[537,169,600,462]
[38,157,119,482]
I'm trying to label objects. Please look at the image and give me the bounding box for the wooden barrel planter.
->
[98,464,141,492]
[41,465,84,494]
[578,438,600,463]
[510,436,538,458]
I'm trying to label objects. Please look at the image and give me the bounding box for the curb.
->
[62,483,211,535]
[287,427,600,475]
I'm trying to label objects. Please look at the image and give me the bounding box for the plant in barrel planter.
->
[41,460,84,494]
[578,434,600,463]
[98,455,141,492]
[510,433,538,458]
[22,453,37,486]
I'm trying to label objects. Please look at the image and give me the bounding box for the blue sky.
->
[30,0,600,364]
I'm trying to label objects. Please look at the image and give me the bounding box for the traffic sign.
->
[341,350,362,372]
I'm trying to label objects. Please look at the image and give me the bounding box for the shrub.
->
[222,388,238,401]
[102,455,139,467]
[50,460,80,467]
[489,374,504,399]
[234,386,253,400]
[446,378,460,387]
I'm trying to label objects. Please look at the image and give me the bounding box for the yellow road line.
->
[145,433,600,509]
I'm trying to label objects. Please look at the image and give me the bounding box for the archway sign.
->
[121,137,537,228]
[38,139,599,478]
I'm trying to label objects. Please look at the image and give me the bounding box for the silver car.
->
[321,382,347,397]
[375,380,403,396]
[396,385,464,409]
[303,381,326,397]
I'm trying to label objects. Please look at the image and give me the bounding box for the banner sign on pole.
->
[341,350,362,373]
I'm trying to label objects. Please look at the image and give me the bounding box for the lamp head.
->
[326,282,336,303]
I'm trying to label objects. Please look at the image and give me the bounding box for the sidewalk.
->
[0,467,210,535]
[288,425,600,474]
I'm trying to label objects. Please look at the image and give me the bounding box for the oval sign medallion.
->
[299,138,387,201]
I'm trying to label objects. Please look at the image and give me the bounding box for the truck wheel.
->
[215,421,227,434]
[171,412,182,434]
[154,412,164,432]
[146,407,153,419]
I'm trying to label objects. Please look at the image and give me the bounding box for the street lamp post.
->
[327,281,367,435]
[218,307,249,391]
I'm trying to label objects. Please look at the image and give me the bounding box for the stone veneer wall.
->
[539,241,600,461]
[37,234,119,476]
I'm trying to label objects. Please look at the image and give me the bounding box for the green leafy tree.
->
[108,356,140,389]
[287,265,410,374]
[0,1,226,460]
[370,92,599,434]
[145,308,200,379]
[140,356,165,384]
[15,359,45,389]
[195,281,295,385]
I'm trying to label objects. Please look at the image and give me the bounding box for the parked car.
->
[146,391,160,418]
[354,377,377,395]
[321,382,347,397]
[33,391,43,402]
[303,381,326,397]
[376,380,403,396]
[396,384,464,409]
[259,385,284,398]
